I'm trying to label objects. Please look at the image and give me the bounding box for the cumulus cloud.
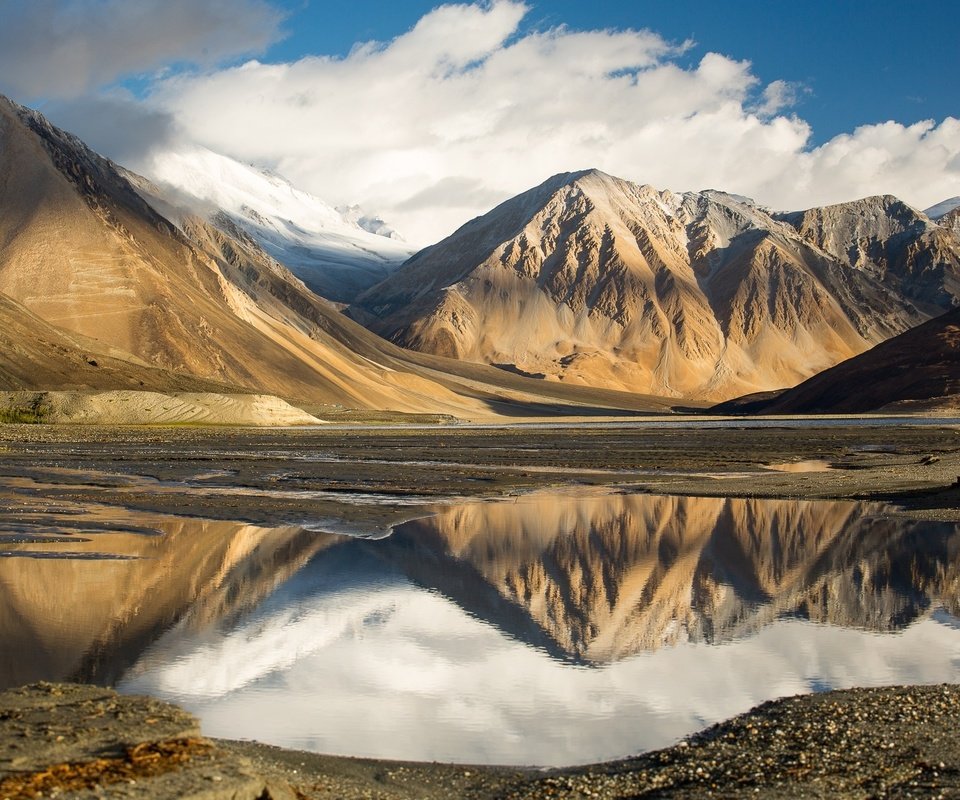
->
[0,0,285,100]
[34,0,958,246]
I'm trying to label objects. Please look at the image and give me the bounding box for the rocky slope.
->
[730,306,960,414]
[352,170,960,400]
[938,206,960,238]
[926,197,960,221]
[778,195,960,312]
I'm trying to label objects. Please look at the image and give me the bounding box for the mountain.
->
[0,97,673,420]
[777,195,960,312]
[351,170,960,400]
[926,197,960,221]
[724,306,960,414]
[140,145,414,303]
[939,206,960,238]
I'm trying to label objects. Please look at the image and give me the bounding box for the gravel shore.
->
[222,684,960,799]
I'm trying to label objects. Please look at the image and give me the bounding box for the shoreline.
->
[215,682,960,798]
[3,682,958,798]
[2,421,959,796]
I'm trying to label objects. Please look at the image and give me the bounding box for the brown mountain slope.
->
[352,170,959,400]
[0,292,236,394]
[735,306,960,414]
[0,98,672,417]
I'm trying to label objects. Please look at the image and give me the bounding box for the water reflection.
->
[381,491,960,661]
[2,489,960,766]
[121,490,960,765]
[0,500,335,688]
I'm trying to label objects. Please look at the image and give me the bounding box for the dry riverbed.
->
[1,419,959,527]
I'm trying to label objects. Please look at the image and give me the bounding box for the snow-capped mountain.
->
[142,145,414,302]
[925,197,960,221]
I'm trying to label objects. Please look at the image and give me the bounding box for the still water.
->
[2,489,960,766]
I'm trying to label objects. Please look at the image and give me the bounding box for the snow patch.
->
[925,197,960,221]
[142,145,415,301]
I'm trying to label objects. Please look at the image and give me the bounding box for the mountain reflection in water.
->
[381,491,960,662]
[3,489,960,765]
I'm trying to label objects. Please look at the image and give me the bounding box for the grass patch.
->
[0,394,49,424]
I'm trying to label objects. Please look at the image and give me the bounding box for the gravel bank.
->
[221,684,960,799]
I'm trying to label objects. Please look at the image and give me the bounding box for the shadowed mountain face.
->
[356,492,960,663]
[732,306,960,414]
[351,170,960,400]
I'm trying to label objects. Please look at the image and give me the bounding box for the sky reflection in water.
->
[108,490,960,766]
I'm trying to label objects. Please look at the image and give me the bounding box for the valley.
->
[0,75,959,800]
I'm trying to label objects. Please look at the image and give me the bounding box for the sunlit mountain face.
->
[2,488,949,766]
[351,171,960,401]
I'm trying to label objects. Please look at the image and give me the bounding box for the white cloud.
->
[0,0,285,100]
[123,577,960,766]
[37,0,959,246]
[754,79,802,117]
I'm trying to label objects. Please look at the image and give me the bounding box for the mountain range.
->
[137,144,413,303]
[0,95,673,421]
[0,94,958,419]
[351,170,960,402]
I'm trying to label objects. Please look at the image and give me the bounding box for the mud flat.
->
[0,419,958,526]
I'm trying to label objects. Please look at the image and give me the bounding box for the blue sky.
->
[1,0,957,243]
[267,0,959,145]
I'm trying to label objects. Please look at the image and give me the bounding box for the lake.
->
[2,487,959,766]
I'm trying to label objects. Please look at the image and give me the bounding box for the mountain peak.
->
[926,197,960,221]
[138,144,415,302]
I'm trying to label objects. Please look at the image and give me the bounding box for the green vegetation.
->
[0,394,49,424]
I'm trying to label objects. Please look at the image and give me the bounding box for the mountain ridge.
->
[0,96,684,420]
[139,144,414,302]
[352,169,960,400]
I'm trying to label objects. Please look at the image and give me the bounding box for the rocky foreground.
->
[2,682,959,799]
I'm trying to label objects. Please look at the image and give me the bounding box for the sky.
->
[1,0,958,245]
